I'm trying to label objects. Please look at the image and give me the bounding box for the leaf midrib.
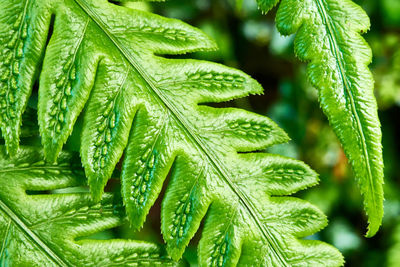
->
[72,0,289,265]
[0,165,69,173]
[0,198,68,266]
[313,0,377,213]
[0,218,11,259]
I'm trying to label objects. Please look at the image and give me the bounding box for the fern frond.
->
[254,0,384,237]
[0,0,343,265]
[0,145,182,266]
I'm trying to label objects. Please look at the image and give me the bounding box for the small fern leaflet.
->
[255,0,384,237]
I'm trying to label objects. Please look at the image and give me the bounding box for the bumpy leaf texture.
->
[0,146,183,266]
[256,0,384,237]
[0,0,343,265]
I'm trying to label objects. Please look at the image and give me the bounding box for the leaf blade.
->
[2,0,344,265]
[0,146,184,266]
[257,0,384,236]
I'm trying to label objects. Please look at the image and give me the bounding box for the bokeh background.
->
[20,0,400,266]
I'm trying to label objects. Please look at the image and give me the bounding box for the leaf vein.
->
[314,0,376,211]
[0,199,68,266]
[72,0,289,265]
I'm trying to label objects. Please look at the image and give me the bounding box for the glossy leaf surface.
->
[0,146,182,266]
[255,0,384,237]
[0,0,343,265]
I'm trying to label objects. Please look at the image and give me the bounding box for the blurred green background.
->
[120,1,400,266]
[22,0,400,266]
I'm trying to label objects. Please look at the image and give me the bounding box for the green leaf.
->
[255,0,384,237]
[0,145,183,266]
[256,0,280,14]
[1,0,343,265]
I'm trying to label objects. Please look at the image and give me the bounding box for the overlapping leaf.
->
[254,0,384,237]
[0,145,182,266]
[0,0,343,265]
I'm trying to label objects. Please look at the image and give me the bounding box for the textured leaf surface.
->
[256,0,280,14]
[0,146,182,266]
[255,0,384,237]
[0,0,343,265]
